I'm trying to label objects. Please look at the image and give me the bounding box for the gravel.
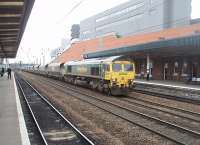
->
[129,91,200,113]
[19,72,180,145]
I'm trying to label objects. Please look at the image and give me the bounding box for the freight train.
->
[25,56,135,95]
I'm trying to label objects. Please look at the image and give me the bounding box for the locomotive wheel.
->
[90,81,98,90]
[97,83,104,92]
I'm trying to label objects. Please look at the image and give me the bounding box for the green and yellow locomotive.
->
[64,56,135,95]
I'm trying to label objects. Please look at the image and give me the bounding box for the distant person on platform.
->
[1,68,4,77]
[7,67,11,80]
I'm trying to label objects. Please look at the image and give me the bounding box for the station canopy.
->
[84,34,200,59]
[0,0,34,58]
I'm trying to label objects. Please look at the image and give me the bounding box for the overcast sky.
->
[11,0,200,64]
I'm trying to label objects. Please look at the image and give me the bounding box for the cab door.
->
[100,62,104,79]
[102,63,110,80]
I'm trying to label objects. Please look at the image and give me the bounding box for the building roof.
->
[84,34,200,59]
[0,0,35,58]
[51,23,200,63]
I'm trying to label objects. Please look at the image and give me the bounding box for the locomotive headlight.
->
[112,78,117,86]
[112,78,117,82]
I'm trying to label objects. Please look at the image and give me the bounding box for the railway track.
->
[37,74,200,123]
[124,94,200,122]
[23,73,200,145]
[15,74,94,145]
[120,96,200,123]
[134,88,200,104]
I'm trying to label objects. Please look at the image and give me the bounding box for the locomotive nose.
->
[113,76,128,87]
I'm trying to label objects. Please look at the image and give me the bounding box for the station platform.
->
[134,79,200,91]
[134,79,200,102]
[0,73,30,145]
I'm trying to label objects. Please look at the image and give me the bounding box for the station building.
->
[52,22,200,82]
[52,0,200,82]
[80,0,191,40]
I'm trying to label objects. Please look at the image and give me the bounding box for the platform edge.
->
[13,73,31,145]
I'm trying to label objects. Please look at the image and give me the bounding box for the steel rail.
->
[134,88,200,105]
[34,76,200,145]
[120,97,200,123]
[15,74,95,145]
[128,93,200,116]
[16,76,48,145]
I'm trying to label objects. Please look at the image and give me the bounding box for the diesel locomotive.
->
[25,56,135,95]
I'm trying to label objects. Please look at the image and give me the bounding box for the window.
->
[91,67,100,76]
[182,62,188,75]
[96,13,144,31]
[150,0,157,4]
[83,30,91,35]
[103,64,110,72]
[95,2,145,23]
[135,2,145,9]
[67,66,72,73]
[124,64,133,71]
[135,13,144,19]
[149,9,156,15]
[112,64,122,72]
[174,61,179,75]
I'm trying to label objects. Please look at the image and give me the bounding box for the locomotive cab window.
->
[67,65,72,73]
[103,64,110,72]
[112,63,122,72]
[124,64,133,71]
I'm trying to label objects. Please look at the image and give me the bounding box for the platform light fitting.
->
[0,33,17,36]
[0,22,20,25]
[0,14,21,17]
[0,29,19,31]
[0,2,24,6]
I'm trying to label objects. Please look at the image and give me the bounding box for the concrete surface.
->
[0,73,29,145]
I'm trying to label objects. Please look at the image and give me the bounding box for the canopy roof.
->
[0,0,35,58]
[84,34,200,59]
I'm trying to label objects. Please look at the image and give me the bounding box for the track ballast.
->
[15,74,94,145]
[29,74,200,145]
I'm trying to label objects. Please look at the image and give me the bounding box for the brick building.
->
[52,22,200,82]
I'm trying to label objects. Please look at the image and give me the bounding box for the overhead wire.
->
[57,0,86,24]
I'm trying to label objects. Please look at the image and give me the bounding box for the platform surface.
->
[134,79,200,91]
[0,73,29,145]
